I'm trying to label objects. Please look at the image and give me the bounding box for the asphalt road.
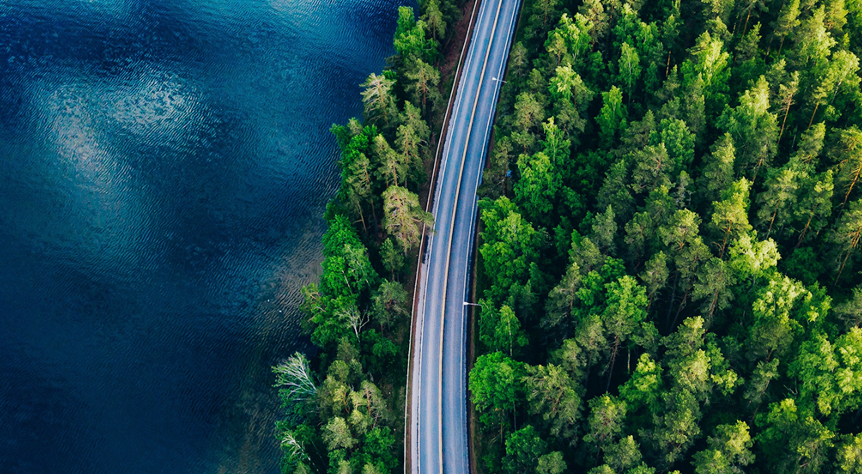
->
[409,0,521,472]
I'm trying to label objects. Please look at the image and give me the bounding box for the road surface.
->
[409,0,521,472]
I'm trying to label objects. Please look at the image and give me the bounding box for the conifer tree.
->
[597,86,628,147]
[698,133,736,206]
[757,164,802,238]
[405,59,442,114]
[360,73,398,128]
[522,363,581,443]
[830,126,862,206]
[794,170,834,246]
[718,76,779,181]
[420,0,446,41]
[382,186,433,253]
[829,199,862,282]
[772,0,801,56]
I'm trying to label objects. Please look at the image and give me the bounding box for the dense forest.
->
[271,1,463,473]
[470,0,862,472]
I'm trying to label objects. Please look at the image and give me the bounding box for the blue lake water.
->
[0,1,401,472]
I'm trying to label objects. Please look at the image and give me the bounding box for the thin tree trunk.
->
[835,229,862,284]
[828,73,852,107]
[356,207,367,233]
[606,336,620,393]
[752,156,765,185]
[671,286,691,329]
[707,287,720,322]
[808,102,820,130]
[778,99,792,143]
[665,271,680,329]
[719,228,731,258]
[742,4,754,36]
[766,209,777,239]
[746,378,772,415]
[796,212,815,248]
[843,166,862,206]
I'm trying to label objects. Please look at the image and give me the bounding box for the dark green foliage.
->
[478,196,541,307]
[471,0,862,472]
[469,351,525,431]
[502,425,548,474]
[393,6,439,64]
[523,362,582,443]
[272,3,458,472]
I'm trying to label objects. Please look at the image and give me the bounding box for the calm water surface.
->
[0,1,402,472]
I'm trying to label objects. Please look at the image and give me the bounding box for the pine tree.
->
[382,186,433,253]
[515,150,561,224]
[691,421,755,474]
[405,59,442,114]
[772,0,801,56]
[757,398,834,474]
[828,199,862,282]
[830,126,862,206]
[709,178,753,258]
[583,394,628,455]
[756,164,803,238]
[682,31,730,118]
[692,257,735,322]
[807,50,859,129]
[511,92,546,132]
[591,205,618,255]
[639,251,669,311]
[597,160,635,222]
[509,42,529,79]
[602,277,649,381]
[791,122,825,166]
[469,352,524,432]
[578,0,609,44]
[697,133,736,206]
[373,135,407,188]
[776,71,800,143]
[393,6,438,63]
[522,363,581,443]
[503,425,549,474]
[543,262,582,331]
[597,86,628,147]
[717,76,778,181]
[618,42,642,104]
[794,170,834,247]
[625,211,655,266]
[360,73,398,128]
[420,0,446,41]
[631,144,673,195]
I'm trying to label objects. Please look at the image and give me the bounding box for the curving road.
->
[409,0,521,472]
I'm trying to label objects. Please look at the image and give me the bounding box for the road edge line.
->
[403,1,482,473]
[437,0,504,470]
[463,2,522,473]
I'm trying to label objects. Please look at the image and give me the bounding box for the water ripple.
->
[0,0,407,472]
